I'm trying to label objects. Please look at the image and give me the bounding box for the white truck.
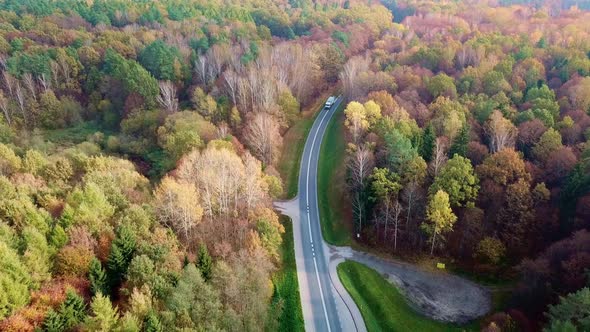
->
[324,96,336,110]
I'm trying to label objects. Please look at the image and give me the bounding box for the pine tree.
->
[59,290,87,330]
[43,309,65,332]
[196,243,212,282]
[107,225,136,288]
[449,124,470,157]
[183,255,190,267]
[84,293,119,331]
[88,258,109,296]
[420,124,436,162]
[144,311,163,332]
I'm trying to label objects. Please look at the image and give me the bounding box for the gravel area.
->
[330,246,491,324]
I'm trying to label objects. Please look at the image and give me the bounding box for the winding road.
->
[275,96,491,331]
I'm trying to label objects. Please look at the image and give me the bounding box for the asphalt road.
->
[275,96,365,332]
[274,96,490,331]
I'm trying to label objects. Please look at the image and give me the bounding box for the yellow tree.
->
[344,101,369,144]
[422,190,457,255]
[154,176,203,245]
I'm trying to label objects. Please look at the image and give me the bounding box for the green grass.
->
[337,260,478,332]
[277,115,316,199]
[272,216,304,332]
[318,106,351,245]
[42,121,107,145]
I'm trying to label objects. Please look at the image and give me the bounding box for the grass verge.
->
[277,115,316,199]
[318,106,351,245]
[337,260,478,332]
[271,216,304,332]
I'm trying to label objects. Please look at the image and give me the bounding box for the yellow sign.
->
[436,263,446,269]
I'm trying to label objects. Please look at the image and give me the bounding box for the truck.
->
[324,96,336,110]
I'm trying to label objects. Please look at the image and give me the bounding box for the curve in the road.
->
[274,95,491,332]
[275,95,366,332]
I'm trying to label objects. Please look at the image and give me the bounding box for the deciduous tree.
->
[423,190,457,255]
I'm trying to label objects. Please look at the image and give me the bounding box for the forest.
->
[0,0,588,331]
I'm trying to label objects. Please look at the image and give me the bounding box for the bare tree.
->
[156,80,179,114]
[340,55,370,100]
[0,91,11,125]
[14,82,28,126]
[23,73,37,102]
[217,122,230,138]
[223,69,239,106]
[194,55,208,85]
[243,152,266,213]
[348,145,374,234]
[38,73,51,92]
[244,112,282,165]
[429,137,448,177]
[2,71,15,98]
[349,145,374,190]
[485,110,517,153]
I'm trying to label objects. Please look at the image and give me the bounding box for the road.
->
[274,95,491,331]
[275,96,366,332]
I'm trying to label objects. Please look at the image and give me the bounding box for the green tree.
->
[43,309,66,332]
[546,287,590,331]
[0,241,30,319]
[89,258,109,296]
[427,73,457,99]
[449,124,470,158]
[277,90,300,126]
[420,124,436,162]
[370,168,402,201]
[196,244,212,282]
[422,190,457,255]
[57,290,87,330]
[162,264,223,330]
[429,154,479,207]
[533,128,563,163]
[144,311,163,332]
[384,129,417,173]
[103,49,159,107]
[139,40,185,81]
[84,293,120,332]
[107,225,137,288]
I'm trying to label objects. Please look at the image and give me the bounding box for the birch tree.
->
[156,80,179,114]
[244,112,282,166]
[155,177,203,245]
[485,110,517,153]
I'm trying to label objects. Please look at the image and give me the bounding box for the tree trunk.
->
[430,231,437,256]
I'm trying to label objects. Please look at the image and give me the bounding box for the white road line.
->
[304,97,341,332]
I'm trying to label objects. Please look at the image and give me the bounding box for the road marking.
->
[304,97,341,332]
[305,98,339,242]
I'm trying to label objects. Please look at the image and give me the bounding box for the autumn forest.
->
[0,0,589,331]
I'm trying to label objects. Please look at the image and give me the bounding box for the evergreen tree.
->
[420,124,435,162]
[84,293,119,331]
[88,258,109,296]
[183,255,190,267]
[107,225,137,288]
[59,290,87,330]
[43,309,65,332]
[196,243,212,282]
[144,311,163,332]
[449,124,470,158]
